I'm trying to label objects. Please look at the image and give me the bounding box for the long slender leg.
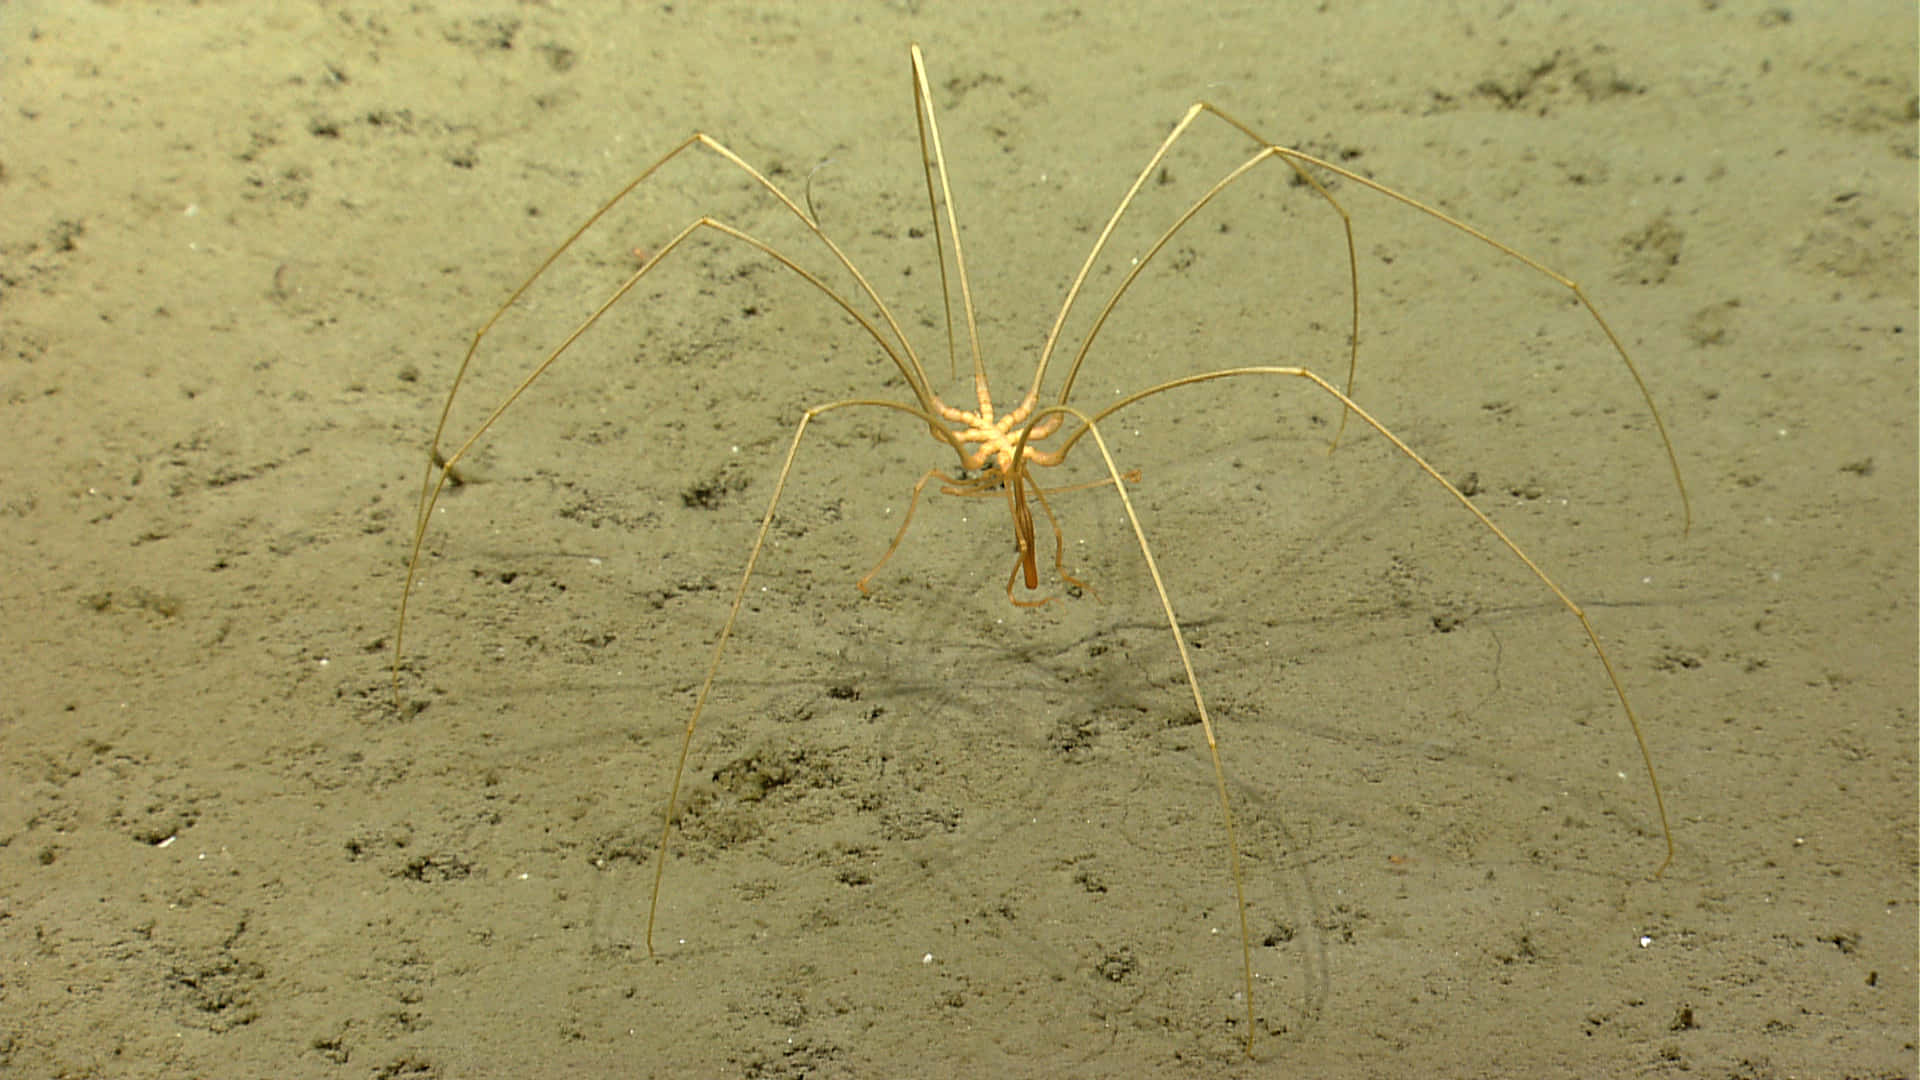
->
[1023,404,1258,1052]
[1025,102,1689,534]
[1200,103,1687,527]
[641,396,956,953]
[1074,367,1675,878]
[647,407,818,956]
[1028,106,1356,427]
[394,205,974,699]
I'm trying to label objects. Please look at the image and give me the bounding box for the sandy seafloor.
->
[2,3,1914,1077]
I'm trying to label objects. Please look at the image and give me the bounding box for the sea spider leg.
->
[392,135,991,697]
[1055,366,1676,880]
[1028,100,1690,533]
